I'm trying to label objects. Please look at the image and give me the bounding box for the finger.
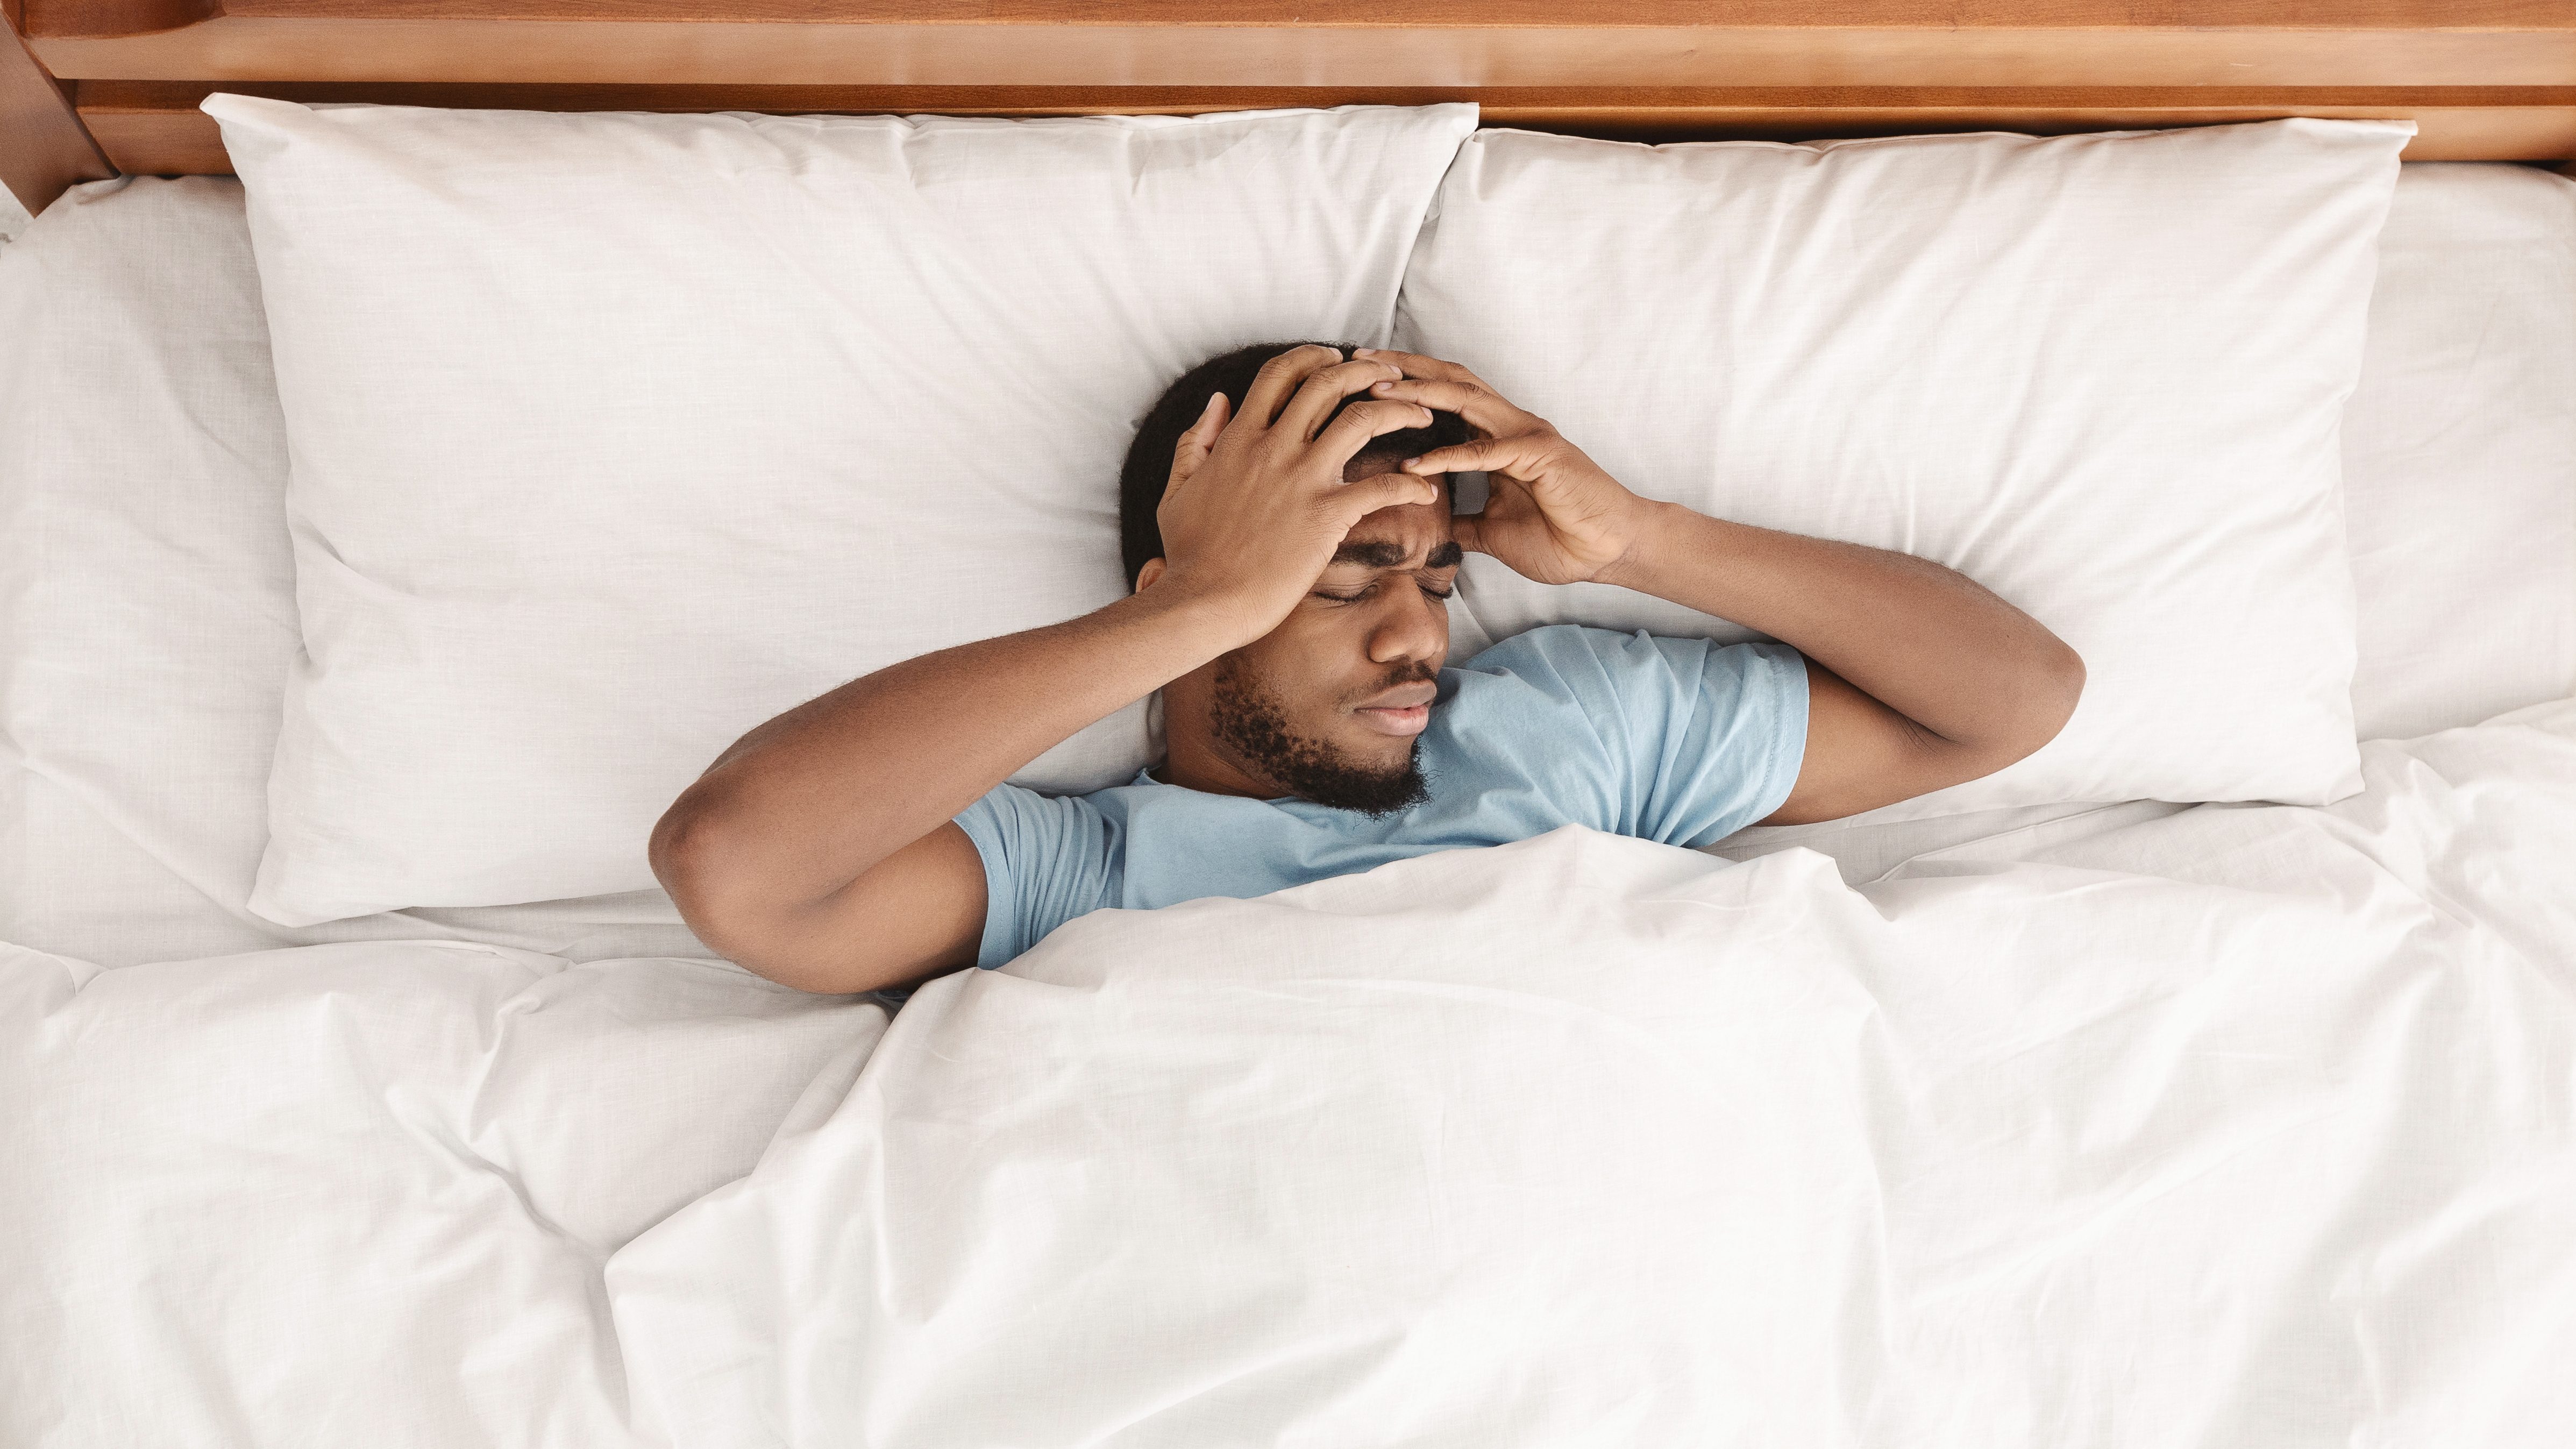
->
[1275,357,1403,443]
[1350,347,1484,388]
[1312,397,1437,470]
[1449,512,1485,555]
[1364,375,1528,436]
[1401,434,1543,477]
[1330,468,1444,522]
[1242,344,1346,430]
[1192,388,1234,451]
[1166,390,1228,488]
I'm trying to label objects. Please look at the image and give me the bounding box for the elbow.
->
[2045,638,2086,729]
[649,783,733,929]
[1962,637,2084,775]
[2015,637,2087,758]
[650,789,913,998]
[650,787,780,979]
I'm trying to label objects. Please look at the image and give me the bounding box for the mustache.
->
[1350,662,1440,703]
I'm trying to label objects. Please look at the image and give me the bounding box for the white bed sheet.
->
[3,165,2571,971]
[0,942,888,1444]
[6,701,2571,1446]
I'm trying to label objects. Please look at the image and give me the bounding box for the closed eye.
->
[1313,583,1456,604]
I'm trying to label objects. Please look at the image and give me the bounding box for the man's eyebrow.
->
[1327,541,1468,569]
[1329,541,1408,568]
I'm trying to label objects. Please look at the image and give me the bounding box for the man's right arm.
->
[649,345,1440,995]
[649,588,1254,995]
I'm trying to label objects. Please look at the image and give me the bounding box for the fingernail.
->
[1353,347,1376,356]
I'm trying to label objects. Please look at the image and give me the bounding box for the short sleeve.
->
[1467,626,1810,849]
[951,782,1123,969]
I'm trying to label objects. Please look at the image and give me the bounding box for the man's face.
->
[1199,458,1462,815]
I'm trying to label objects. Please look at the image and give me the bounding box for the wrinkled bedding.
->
[7,700,2571,1447]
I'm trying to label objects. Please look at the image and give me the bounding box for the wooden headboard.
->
[7,1,2574,220]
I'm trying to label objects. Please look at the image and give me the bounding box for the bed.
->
[4,5,2575,1446]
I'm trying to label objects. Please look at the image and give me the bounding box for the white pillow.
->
[2341,162,2576,741]
[205,96,1478,925]
[0,176,726,966]
[1397,119,2414,821]
[0,177,298,964]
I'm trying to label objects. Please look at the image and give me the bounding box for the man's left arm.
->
[1360,349,2085,825]
[1597,510,2084,823]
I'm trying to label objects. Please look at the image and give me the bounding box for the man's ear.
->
[1134,557,1166,594]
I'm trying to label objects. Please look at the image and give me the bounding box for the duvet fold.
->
[608,702,2576,1448]
[5,701,2573,1447]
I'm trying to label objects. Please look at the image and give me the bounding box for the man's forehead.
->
[1339,502,1463,570]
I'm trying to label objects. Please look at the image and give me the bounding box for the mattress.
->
[2,165,2570,968]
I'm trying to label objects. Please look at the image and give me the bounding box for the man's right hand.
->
[1147,345,1444,644]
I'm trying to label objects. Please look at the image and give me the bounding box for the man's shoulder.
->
[1443,627,1680,736]
[1460,622,1640,674]
[1453,626,1805,724]
[1461,623,1723,688]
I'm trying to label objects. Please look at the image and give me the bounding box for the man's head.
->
[1121,342,1474,815]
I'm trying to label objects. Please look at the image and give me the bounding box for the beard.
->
[1209,654,1433,818]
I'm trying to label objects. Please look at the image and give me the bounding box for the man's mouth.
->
[1351,683,1436,738]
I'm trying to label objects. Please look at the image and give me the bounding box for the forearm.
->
[655,585,1243,916]
[1602,502,2082,749]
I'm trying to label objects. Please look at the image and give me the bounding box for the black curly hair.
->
[1119,341,1473,589]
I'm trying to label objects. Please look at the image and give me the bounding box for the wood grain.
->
[32,0,2576,30]
[80,81,2576,175]
[2,0,113,216]
[29,14,2576,89]
[20,1,2576,208]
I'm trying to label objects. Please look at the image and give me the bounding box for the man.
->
[652,343,2084,996]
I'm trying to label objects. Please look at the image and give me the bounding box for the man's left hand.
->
[1355,348,1654,587]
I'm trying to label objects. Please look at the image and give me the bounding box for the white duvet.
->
[7,702,2573,1446]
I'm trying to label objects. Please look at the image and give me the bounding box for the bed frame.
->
[6,1,2574,221]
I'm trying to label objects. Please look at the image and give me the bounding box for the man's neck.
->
[1151,730,1285,801]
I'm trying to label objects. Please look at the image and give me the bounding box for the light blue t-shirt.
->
[954,624,1811,970]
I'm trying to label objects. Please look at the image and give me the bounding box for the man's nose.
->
[1369,583,1448,666]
